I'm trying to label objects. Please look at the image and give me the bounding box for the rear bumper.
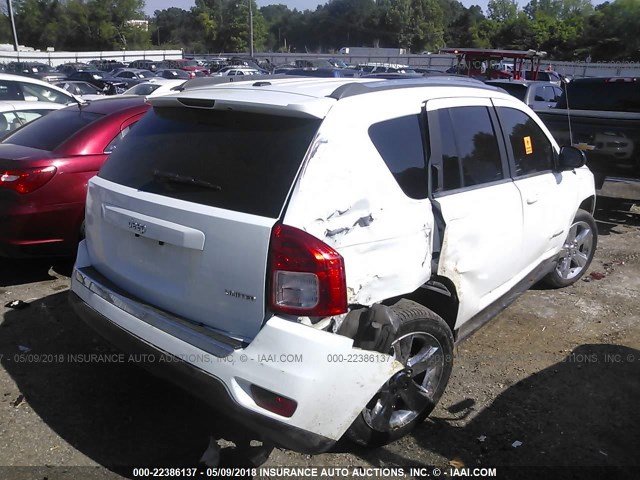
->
[68,291,333,453]
[70,241,400,453]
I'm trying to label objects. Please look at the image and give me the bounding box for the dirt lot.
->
[0,180,638,480]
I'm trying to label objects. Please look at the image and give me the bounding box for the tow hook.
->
[388,368,413,394]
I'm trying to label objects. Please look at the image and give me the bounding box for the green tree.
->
[487,0,518,22]
[216,0,267,53]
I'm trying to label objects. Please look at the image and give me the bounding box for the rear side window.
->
[497,107,554,176]
[435,106,503,192]
[369,115,428,199]
[99,108,321,218]
[3,110,103,151]
[557,80,640,112]
[0,81,22,101]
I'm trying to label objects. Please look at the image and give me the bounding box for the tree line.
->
[1,0,638,61]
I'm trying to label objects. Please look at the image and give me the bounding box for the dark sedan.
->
[0,97,150,257]
[67,70,128,94]
[155,68,191,80]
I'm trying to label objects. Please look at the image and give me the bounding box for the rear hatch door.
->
[86,104,321,341]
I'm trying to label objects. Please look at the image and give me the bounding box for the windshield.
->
[75,82,100,94]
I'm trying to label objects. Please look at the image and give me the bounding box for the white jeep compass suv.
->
[70,77,596,452]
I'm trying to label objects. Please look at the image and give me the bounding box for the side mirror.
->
[559,146,586,170]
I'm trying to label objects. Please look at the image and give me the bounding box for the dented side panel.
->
[283,91,434,306]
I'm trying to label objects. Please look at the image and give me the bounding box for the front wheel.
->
[346,299,454,447]
[543,209,597,288]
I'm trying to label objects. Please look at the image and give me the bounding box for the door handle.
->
[526,196,539,205]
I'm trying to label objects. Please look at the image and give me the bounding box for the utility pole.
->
[6,0,19,52]
[249,0,254,57]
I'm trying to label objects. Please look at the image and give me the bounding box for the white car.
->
[0,100,63,133]
[0,73,77,104]
[215,66,262,76]
[122,79,186,97]
[70,77,596,453]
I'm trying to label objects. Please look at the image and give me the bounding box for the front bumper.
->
[70,241,400,453]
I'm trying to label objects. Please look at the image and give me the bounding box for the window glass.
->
[542,86,557,102]
[104,126,131,154]
[4,110,103,151]
[128,84,161,96]
[436,106,503,190]
[556,80,640,112]
[0,112,17,133]
[497,107,554,176]
[11,110,47,129]
[369,115,428,199]
[20,83,72,104]
[437,109,463,191]
[0,81,22,101]
[99,108,320,218]
[489,82,526,101]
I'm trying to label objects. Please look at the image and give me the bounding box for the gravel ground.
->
[1,180,638,480]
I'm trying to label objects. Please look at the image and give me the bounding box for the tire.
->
[346,299,454,447]
[543,209,597,288]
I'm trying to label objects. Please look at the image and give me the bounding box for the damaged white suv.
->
[70,77,596,452]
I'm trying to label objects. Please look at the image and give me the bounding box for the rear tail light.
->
[250,384,297,417]
[269,224,347,317]
[0,166,56,194]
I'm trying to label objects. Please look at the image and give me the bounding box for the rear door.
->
[426,97,525,327]
[87,105,321,341]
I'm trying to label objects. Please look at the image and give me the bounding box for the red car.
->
[0,96,150,257]
[160,59,210,78]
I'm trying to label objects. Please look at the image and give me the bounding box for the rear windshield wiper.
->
[152,169,222,191]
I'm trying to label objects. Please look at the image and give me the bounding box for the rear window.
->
[99,108,321,218]
[3,109,103,151]
[489,83,526,101]
[557,80,640,112]
[127,83,162,95]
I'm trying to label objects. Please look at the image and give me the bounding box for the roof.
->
[485,79,554,85]
[66,95,148,115]
[440,48,547,59]
[150,76,500,119]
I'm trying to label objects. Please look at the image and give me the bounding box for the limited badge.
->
[524,136,533,155]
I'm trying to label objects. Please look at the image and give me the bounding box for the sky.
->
[144,0,607,16]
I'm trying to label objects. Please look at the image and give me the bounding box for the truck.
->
[338,46,408,56]
[535,76,640,187]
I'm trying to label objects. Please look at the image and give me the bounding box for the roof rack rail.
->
[328,74,490,100]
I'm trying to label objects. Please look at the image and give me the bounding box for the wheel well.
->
[579,195,596,216]
[384,276,459,334]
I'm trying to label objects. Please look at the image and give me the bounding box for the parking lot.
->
[0,180,639,479]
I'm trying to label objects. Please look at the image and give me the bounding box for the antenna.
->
[562,76,573,147]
